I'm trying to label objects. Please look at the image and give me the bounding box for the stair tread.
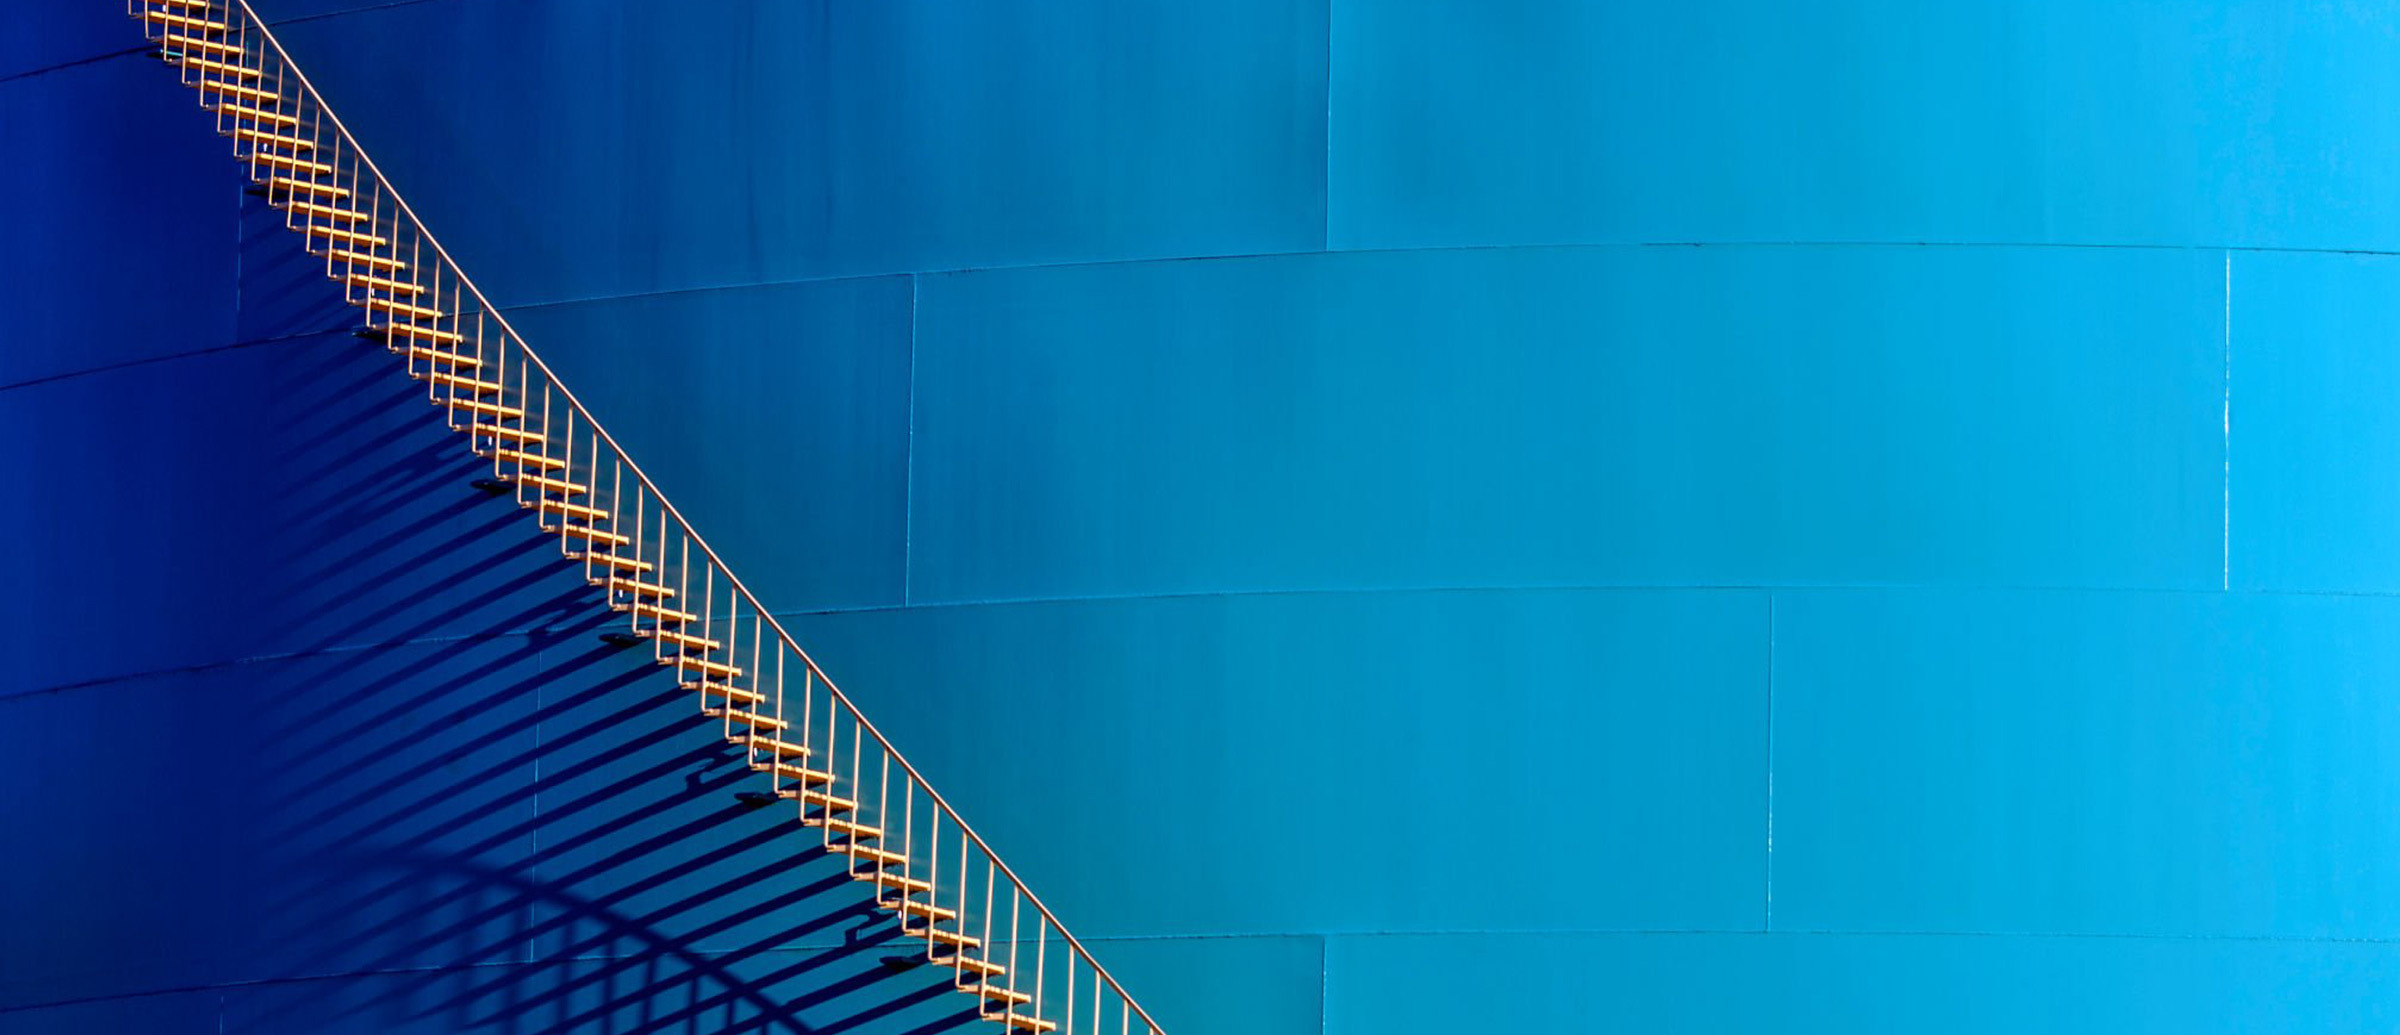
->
[421,371,502,394]
[495,448,565,470]
[814,816,883,840]
[162,33,243,56]
[197,77,274,98]
[606,577,672,596]
[634,601,701,623]
[885,898,956,922]
[857,870,931,893]
[146,9,226,30]
[780,786,855,811]
[740,733,808,757]
[998,1012,1058,1033]
[557,523,629,546]
[928,952,1006,975]
[346,272,416,292]
[922,929,985,950]
[467,423,543,443]
[576,551,655,573]
[178,57,260,79]
[248,151,331,174]
[287,200,360,222]
[670,654,740,677]
[652,629,721,650]
[384,322,465,343]
[508,472,584,493]
[366,297,444,319]
[212,101,296,126]
[330,249,406,270]
[723,710,787,731]
[843,843,911,867]
[763,760,836,784]
[535,497,611,520]
[966,984,1034,1006]
[233,127,313,150]
[281,177,350,199]
[447,398,524,419]
[304,223,386,245]
[692,680,760,703]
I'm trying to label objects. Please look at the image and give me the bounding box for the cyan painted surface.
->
[11,1,2400,1033]
[1331,2,2400,253]
[908,245,2223,602]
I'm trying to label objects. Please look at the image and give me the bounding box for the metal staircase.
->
[126,3,1165,1033]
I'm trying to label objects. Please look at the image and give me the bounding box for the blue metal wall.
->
[10,1,2400,1031]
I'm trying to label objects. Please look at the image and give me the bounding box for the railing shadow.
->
[202,287,983,1035]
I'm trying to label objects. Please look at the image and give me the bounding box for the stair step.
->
[212,102,296,126]
[421,371,502,394]
[494,448,564,470]
[966,984,1035,1007]
[632,600,699,623]
[509,473,584,494]
[145,9,226,30]
[842,843,911,867]
[180,57,261,80]
[884,899,956,922]
[763,760,837,784]
[692,679,760,704]
[408,347,477,369]
[288,201,362,223]
[447,397,525,420]
[857,870,932,894]
[653,629,720,651]
[197,79,274,101]
[383,322,465,344]
[923,929,987,951]
[534,497,611,521]
[558,523,629,546]
[723,710,788,732]
[345,272,415,293]
[467,423,544,443]
[605,577,671,596]
[575,551,654,573]
[741,735,807,757]
[233,126,313,151]
[670,654,740,678]
[247,151,332,174]
[304,223,386,245]
[278,176,348,199]
[365,296,443,319]
[813,816,883,840]
[331,249,405,271]
[162,33,243,56]
[781,786,856,811]
[997,1012,1058,1033]
[928,952,1006,976]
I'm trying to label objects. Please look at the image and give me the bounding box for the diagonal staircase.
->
[126,3,1166,1032]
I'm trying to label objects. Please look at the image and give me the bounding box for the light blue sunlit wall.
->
[9,2,2400,1032]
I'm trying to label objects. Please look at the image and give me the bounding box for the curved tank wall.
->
[11,2,2400,1032]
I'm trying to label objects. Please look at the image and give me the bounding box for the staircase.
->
[126,3,1165,1032]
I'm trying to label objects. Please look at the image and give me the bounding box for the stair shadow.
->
[201,290,984,1035]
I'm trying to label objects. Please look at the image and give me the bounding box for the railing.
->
[131,2,1165,1032]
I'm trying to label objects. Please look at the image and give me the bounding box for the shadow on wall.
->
[0,194,986,1035]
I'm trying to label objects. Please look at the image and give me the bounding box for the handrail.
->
[141,3,1168,1031]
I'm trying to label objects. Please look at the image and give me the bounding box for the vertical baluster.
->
[877,752,892,893]
[926,805,943,955]
[981,862,998,1010]
[899,775,914,918]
